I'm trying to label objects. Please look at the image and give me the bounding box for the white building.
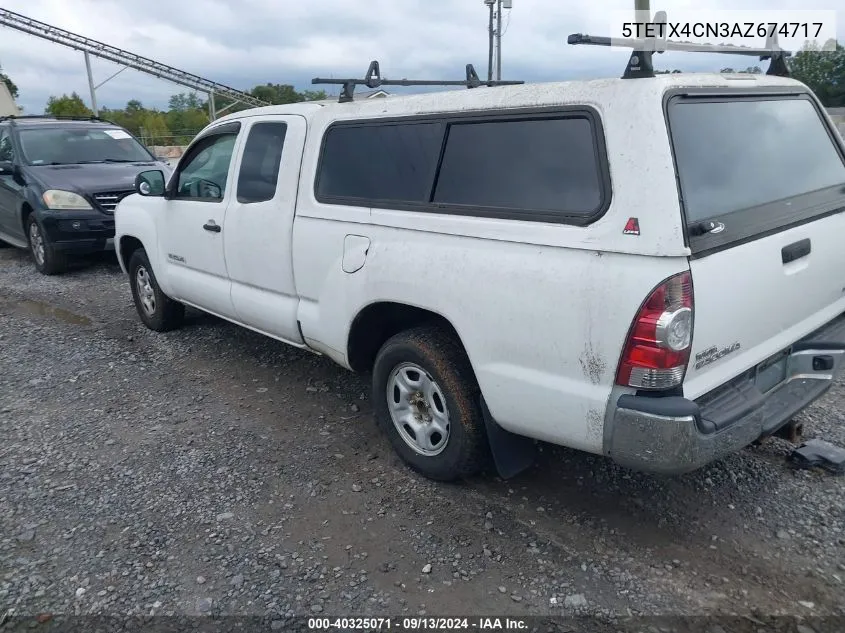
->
[0,81,17,116]
[358,89,390,99]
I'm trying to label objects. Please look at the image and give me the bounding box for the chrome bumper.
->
[607,315,845,474]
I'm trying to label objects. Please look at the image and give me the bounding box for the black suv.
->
[0,115,173,274]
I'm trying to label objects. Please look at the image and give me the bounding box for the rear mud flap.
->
[480,396,537,479]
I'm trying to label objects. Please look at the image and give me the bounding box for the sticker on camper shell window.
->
[623,218,640,236]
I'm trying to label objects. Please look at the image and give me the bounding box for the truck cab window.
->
[175,133,238,201]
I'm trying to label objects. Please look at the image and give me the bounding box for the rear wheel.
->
[128,248,184,332]
[27,215,66,275]
[372,326,487,481]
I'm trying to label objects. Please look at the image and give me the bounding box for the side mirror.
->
[0,161,16,176]
[135,170,166,197]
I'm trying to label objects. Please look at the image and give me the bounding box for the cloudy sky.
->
[1,0,842,114]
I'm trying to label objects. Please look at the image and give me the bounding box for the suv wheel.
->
[372,326,487,481]
[27,215,66,275]
[128,249,184,332]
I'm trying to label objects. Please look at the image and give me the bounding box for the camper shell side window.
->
[314,106,612,226]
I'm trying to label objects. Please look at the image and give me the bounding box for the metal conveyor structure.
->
[0,8,269,119]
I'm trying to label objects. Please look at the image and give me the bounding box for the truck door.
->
[223,115,307,344]
[159,121,242,319]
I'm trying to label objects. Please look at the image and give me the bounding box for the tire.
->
[27,215,66,275]
[372,325,488,482]
[127,248,184,332]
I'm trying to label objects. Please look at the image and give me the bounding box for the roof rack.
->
[567,11,791,79]
[0,114,117,124]
[312,61,525,103]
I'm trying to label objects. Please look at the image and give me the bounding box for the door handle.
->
[203,220,221,233]
[782,238,810,264]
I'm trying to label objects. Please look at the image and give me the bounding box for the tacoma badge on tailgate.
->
[695,342,741,370]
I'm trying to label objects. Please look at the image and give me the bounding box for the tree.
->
[138,111,171,146]
[788,39,845,107]
[250,83,306,105]
[165,105,208,145]
[0,63,18,99]
[42,83,330,149]
[720,66,762,74]
[168,92,203,112]
[112,100,151,136]
[45,92,93,117]
[207,86,328,122]
[301,90,328,102]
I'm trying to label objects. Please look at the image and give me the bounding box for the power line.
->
[502,11,512,36]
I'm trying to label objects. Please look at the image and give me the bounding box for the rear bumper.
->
[607,313,845,474]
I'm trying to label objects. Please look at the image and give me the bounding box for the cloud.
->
[1,0,842,113]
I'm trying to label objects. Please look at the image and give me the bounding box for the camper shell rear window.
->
[666,92,845,255]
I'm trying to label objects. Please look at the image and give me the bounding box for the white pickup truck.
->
[114,56,845,482]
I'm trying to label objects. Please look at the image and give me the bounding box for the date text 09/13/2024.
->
[307,617,530,630]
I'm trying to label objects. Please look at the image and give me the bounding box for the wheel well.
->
[347,302,463,372]
[119,236,144,267]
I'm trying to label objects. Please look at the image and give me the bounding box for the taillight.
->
[616,271,694,390]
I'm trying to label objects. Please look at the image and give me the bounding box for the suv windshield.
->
[668,96,845,224]
[18,127,154,166]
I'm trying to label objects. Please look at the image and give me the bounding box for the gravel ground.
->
[1,247,844,629]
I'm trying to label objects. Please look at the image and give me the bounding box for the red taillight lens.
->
[616,271,694,390]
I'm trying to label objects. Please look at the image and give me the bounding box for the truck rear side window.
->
[433,117,603,215]
[237,122,287,204]
[315,109,610,224]
[669,96,845,225]
[317,122,443,202]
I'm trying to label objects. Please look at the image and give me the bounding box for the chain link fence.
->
[137,128,204,148]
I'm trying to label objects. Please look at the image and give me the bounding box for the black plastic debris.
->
[790,439,845,475]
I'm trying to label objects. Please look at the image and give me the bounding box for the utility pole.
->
[496,0,503,80]
[488,1,495,82]
[485,0,511,80]
[635,0,650,24]
[484,0,495,82]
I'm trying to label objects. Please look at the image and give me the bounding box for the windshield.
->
[19,127,155,166]
[668,96,845,224]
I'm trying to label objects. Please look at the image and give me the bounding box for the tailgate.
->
[666,92,845,400]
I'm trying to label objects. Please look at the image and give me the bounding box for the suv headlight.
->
[42,190,93,210]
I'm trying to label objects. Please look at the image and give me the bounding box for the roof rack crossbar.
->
[567,10,792,79]
[312,61,525,103]
[0,114,117,124]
